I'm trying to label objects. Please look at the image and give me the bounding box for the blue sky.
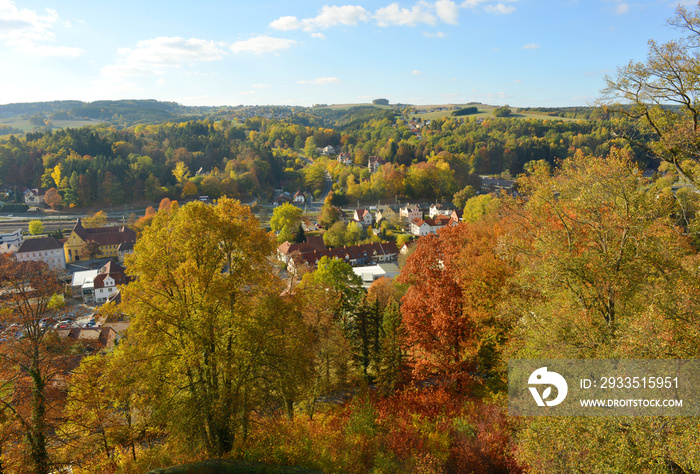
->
[0,0,695,107]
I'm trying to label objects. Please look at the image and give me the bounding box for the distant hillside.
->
[0,99,225,128]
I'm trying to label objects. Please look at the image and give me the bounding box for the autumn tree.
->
[0,255,68,474]
[507,150,700,471]
[270,202,303,244]
[117,198,313,458]
[28,220,44,235]
[602,4,700,185]
[298,257,363,394]
[82,210,107,228]
[398,219,515,384]
[79,240,102,261]
[43,187,62,210]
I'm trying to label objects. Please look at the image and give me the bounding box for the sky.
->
[0,0,696,108]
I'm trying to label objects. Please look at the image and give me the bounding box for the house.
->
[23,188,43,206]
[410,217,449,237]
[352,263,400,289]
[93,261,127,304]
[368,156,386,173]
[429,203,454,218]
[286,242,399,273]
[400,204,422,223]
[57,327,118,350]
[0,242,18,255]
[277,237,327,265]
[15,237,66,271]
[450,209,463,224]
[320,145,336,156]
[375,206,398,225]
[353,209,373,227]
[0,228,23,247]
[410,218,432,237]
[63,218,136,263]
[480,176,515,194]
[117,241,134,263]
[272,192,292,206]
[71,269,99,302]
[293,191,305,204]
[337,153,353,166]
[72,261,128,304]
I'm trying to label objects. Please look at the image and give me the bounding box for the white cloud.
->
[614,2,630,14]
[311,32,326,39]
[102,37,225,80]
[375,2,436,27]
[6,38,82,56]
[522,43,539,50]
[423,31,446,38]
[435,0,459,24]
[253,83,271,88]
[412,69,422,75]
[460,0,489,7]
[0,1,83,56]
[484,3,516,14]
[297,76,342,84]
[156,78,167,85]
[230,35,297,55]
[270,5,370,32]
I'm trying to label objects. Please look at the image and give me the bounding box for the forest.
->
[0,99,648,212]
[3,5,700,474]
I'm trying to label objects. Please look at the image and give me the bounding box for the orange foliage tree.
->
[398,219,515,384]
[0,255,72,474]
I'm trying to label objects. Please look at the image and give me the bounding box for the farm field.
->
[0,117,102,132]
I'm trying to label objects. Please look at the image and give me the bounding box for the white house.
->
[400,204,422,222]
[23,189,43,206]
[353,209,373,227]
[410,217,451,237]
[293,191,305,204]
[429,203,453,218]
[410,218,432,237]
[0,228,23,247]
[15,237,66,271]
[93,261,127,304]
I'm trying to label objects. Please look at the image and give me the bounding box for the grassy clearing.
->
[409,104,582,122]
[0,117,103,133]
[320,103,395,111]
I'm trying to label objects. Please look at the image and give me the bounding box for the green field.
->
[409,103,581,122]
[0,117,103,133]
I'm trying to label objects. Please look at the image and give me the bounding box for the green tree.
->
[28,220,44,235]
[463,194,498,223]
[270,202,303,244]
[304,136,318,159]
[118,198,313,458]
[452,185,476,209]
